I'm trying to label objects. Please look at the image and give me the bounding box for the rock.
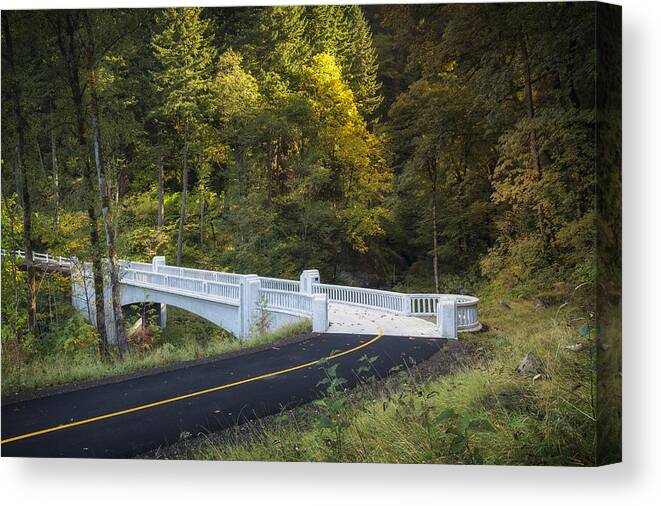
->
[564,342,588,352]
[516,352,541,376]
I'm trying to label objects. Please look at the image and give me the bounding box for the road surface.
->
[1,331,448,458]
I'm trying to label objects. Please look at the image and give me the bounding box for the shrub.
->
[52,314,100,359]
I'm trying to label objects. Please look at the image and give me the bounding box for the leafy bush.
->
[46,314,99,359]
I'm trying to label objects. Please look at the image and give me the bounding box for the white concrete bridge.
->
[2,250,481,342]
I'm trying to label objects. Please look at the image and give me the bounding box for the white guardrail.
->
[312,283,480,332]
[122,269,241,303]
[258,288,312,315]
[3,250,480,332]
[1,249,73,268]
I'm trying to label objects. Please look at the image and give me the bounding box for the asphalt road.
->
[1,332,447,459]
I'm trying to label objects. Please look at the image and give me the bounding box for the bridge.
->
[2,250,481,342]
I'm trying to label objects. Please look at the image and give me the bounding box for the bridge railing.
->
[312,283,405,313]
[310,282,480,332]
[406,294,481,332]
[153,263,244,285]
[258,288,313,316]
[206,280,241,300]
[2,249,73,268]
[123,269,240,302]
[119,260,153,272]
[259,277,300,292]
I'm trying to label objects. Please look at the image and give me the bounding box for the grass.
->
[1,307,312,397]
[149,298,600,466]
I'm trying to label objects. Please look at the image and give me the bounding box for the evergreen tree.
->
[151,7,217,266]
[342,6,382,117]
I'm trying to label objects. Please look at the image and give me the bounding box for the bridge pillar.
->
[71,257,119,344]
[70,257,96,324]
[152,255,165,272]
[311,293,329,333]
[239,275,260,338]
[300,269,320,294]
[152,256,167,328]
[437,299,458,339]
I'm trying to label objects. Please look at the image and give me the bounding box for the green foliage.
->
[2,3,598,297]
[48,314,99,359]
[314,361,350,459]
[434,408,495,464]
[151,7,217,123]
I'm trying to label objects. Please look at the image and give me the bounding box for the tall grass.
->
[1,307,311,397]
[155,299,598,465]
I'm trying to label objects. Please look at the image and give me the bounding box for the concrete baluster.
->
[239,275,260,338]
[311,293,329,333]
[437,298,458,339]
[299,269,320,294]
[152,256,167,328]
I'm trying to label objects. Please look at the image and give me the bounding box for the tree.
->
[152,7,217,266]
[341,6,382,117]
[2,13,38,338]
[52,10,108,346]
[83,10,128,355]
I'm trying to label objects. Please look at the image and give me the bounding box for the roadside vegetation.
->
[1,302,311,397]
[150,294,600,466]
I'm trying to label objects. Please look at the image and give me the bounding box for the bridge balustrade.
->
[4,249,481,336]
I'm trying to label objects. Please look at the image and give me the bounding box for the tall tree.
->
[53,11,108,347]
[48,94,60,227]
[152,7,217,266]
[340,6,382,117]
[83,10,128,355]
[2,13,38,338]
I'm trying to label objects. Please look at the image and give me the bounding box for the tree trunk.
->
[431,186,439,294]
[267,138,278,208]
[157,155,165,230]
[2,197,20,311]
[3,14,38,338]
[199,183,205,244]
[176,119,189,266]
[49,96,60,227]
[84,12,127,357]
[520,29,552,251]
[520,30,542,176]
[55,12,107,347]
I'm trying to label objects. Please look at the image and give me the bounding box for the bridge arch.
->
[119,284,242,337]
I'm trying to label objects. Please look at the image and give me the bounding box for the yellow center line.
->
[1,326,384,445]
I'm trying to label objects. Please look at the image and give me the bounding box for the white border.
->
[2,1,660,505]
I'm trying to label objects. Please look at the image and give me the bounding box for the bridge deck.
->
[327,302,439,337]
[14,258,71,274]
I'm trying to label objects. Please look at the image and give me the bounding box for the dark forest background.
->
[2,3,599,332]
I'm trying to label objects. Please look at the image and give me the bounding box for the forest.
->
[1,3,600,347]
[0,2,622,466]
